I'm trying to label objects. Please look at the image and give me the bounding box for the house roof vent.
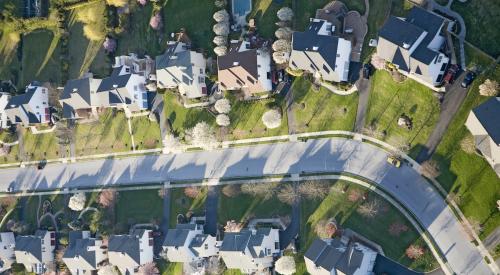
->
[403,42,411,49]
[72,88,78,93]
[312,46,319,51]
[112,84,118,88]
[233,62,239,66]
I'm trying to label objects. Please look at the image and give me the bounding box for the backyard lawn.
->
[163,92,214,137]
[115,189,163,228]
[301,180,438,272]
[451,0,500,57]
[365,70,440,157]
[291,76,358,132]
[464,43,496,71]
[131,116,161,150]
[73,109,132,156]
[433,65,500,239]
[22,130,61,161]
[248,0,292,39]
[226,93,289,140]
[169,187,207,227]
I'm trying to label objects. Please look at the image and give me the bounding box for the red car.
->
[443,64,459,84]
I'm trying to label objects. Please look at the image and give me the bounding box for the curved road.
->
[0,138,493,275]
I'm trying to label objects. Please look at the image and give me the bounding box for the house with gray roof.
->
[465,97,500,177]
[0,232,16,273]
[156,41,208,99]
[377,7,450,87]
[218,41,272,94]
[4,83,50,127]
[108,229,153,275]
[219,228,280,274]
[0,92,10,129]
[289,18,352,83]
[14,230,56,274]
[304,238,377,275]
[115,53,155,80]
[163,223,218,265]
[62,231,107,275]
[59,76,102,120]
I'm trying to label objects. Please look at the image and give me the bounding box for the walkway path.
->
[127,118,136,151]
[0,138,496,275]
[321,82,357,95]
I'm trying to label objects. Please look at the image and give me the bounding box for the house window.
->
[200,68,204,74]
[246,76,255,84]
[336,53,340,57]
[36,106,39,109]
[440,63,446,71]
[204,244,208,250]
[43,102,46,105]
[267,72,271,79]
[267,249,271,255]
[199,76,205,83]
[323,64,330,73]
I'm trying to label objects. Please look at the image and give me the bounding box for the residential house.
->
[0,93,10,129]
[163,223,218,264]
[114,53,156,81]
[156,41,208,99]
[377,7,450,87]
[219,228,280,274]
[62,231,107,275]
[108,229,154,274]
[14,230,56,274]
[289,18,352,82]
[465,97,500,177]
[217,41,272,94]
[59,76,102,120]
[304,238,377,275]
[5,83,50,127]
[0,232,16,273]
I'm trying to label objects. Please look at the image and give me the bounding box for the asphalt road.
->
[0,138,493,275]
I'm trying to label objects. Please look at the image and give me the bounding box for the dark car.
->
[461,71,476,88]
[362,63,372,79]
[443,64,459,84]
[37,159,47,170]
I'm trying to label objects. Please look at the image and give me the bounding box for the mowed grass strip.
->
[248,0,292,39]
[22,130,61,161]
[163,91,214,136]
[131,116,161,150]
[115,189,163,226]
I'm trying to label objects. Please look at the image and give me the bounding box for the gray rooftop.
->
[305,238,364,274]
[108,229,148,265]
[63,232,100,270]
[164,223,199,247]
[14,230,48,263]
[472,97,500,145]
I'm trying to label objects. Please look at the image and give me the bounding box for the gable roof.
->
[305,238,365,274]
[392,47,409,72]
[108,229,148,267]
[15,230,48,263]
[218,48,259,81]
[97,73,132,93]
[379,16,424,48]
[61,78,93,106]
[472,97,500,144]
[63,232,100,271]
[164,223,199,248]
[292,21,339,70]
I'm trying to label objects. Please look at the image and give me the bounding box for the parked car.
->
[461,71,476,88]
[387,156,401,167]
[37,159,47,170]
[362,63,372,79]
[443,64,459,84]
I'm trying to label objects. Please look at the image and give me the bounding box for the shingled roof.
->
[472,97,500,145]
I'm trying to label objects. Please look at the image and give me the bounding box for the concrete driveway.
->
[0,138,494,275]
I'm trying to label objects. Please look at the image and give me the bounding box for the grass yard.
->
[464,43,496,71]
[226,93,289,140]
[162,0,217,54]
[294,0,365,32]
[131,116,161,150]
[432,65,500,239]
[17,194,66,232]
[451,0,500,57]
[0,129,19,164]
[291,76,358,132]
[74,109,132,155]
[19,30,62,88]
[163,91,214,137]
[217,185,291,224]
[301,180,438,272]
[169,187,207,227]
[0,29,21,84]
[22,131,61,161]
[248,0,292,39]
[115,189,163,228]
[158,259,183,275]
[365,70,440,157]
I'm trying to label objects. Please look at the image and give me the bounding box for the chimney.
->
[403,42,410,49]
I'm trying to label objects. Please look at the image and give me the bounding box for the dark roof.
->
[5,90,35,109]
[61,78,92,105]
[292,22,339,70]
[62,103,76,119]
[218,47,258,79]
[406,7,445,38]
[472,97,500,144]
[63,232,99,269]
[379,16,424,48]
[97,74,132,93]
[220,228,272,257]
[393,48,409,72]
[415,66,422,75]
[164,223,198,247]
[14,230,48,262]
[305,238,365,274]
[108,230,147,265]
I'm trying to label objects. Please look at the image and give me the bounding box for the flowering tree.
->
[298,181,329,200]
[273,51,289,64]
[98,189,117,208]
[213,9,230,22]
[275,27,293,40]
[277,7,294,21]
[138,262,160,275]
[184,186,201,199]
[213,22,230,36]
[241,182,279,200]
[163,134,182,153]
[98,265,120,275]
[214,98,231,113]
[68,192,86,211]
[405,245,424,259]
[187,121,219,150]
[214,46,228,56]
[262,109,282,129]
[224,220,243,232]
[150,13,163,30]
[213,35,227,46]
[272,39,291,52]
[315,219,337,238]
[479,79,499,96]
[275,256,296,275]
[103,37,117,53]
[137,0,147,6]
[216,114,230,127]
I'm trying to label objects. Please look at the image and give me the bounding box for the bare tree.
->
[405,245,424,259]
[262,109,282,129]
[213,9,230,22]
[137,262,159,275]
[460,134,476,154]
[163,134,182,153]
[362,125,384,139]
[214,46,228,56]
[388,222,409,236]
[277,7,294,21]
[479,79,499,96]
[0,196,17,209]
[357,199,380,218]
[387,135,410,153]
[222,184,241,197]
[315,218,337,238]
[298,181,329,200]
[241,182,279,200]
[420,160,440,179]
[224,220,244,232]
[275,256,296,275]
[277,184,300,205]
[214,98,231,113]
[149,12,163,30]
[184,186,201,199]
[98,189,117,208]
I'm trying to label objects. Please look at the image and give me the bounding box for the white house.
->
[156,41,208,99]
[377,7,449,87]
[304,238,377,275]
[62,231,107,275]
[108,229,154,274]
[219,228,280,274]
[0,93,10,129]
[289,18,352,82]
[0,232,16,273]
[465,97,500,177]
[15,230,56,274]
[5,83,50,127]
[114,53,155,81]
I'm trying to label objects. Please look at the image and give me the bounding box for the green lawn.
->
[115,189,163,228]
[0,130,19,164]
[248,0,292,39]
[226,93,289,140]
[218,186,291,224]
[295,0,365,31]
[131,116,161,150]
[163,92,214,137]
[158,259,183,275]
[301,180,438,272]
[74,109,132,155]
[22,131,61,161]
[451,0,500,57]
[169,187,207,227]
[17,194,66,232]
[291,76,358,132]
[162,0,217,54]
[365,70,440,157]
[464,43,496,71]
[433,65,500,239]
